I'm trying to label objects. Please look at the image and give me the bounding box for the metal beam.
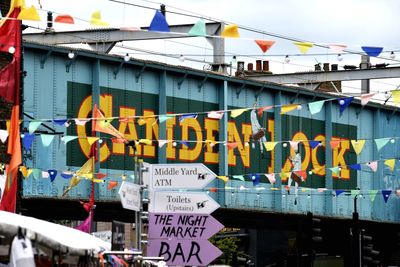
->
[23,23,222,46]
[246,67,400,84]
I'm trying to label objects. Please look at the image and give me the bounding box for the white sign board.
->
[118,182,141,211]
[149,191,220,214]
[149,163,217,190]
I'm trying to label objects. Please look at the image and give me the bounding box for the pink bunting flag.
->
[254,40,275,53]
[265,173,276,184]
[289,141,299,150]
[158,140,169,148]
[328,44,347,53]
[360,93,376,106]
[367,161,378,172]
[257,106,273,117]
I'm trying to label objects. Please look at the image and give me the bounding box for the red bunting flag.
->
[254,40,275,53]
[92,104,126,142]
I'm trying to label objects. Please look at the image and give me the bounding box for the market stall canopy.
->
[0,211,111,255]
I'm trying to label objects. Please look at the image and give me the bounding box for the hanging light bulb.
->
[179,54,185,62]
[68,51,75,59]
[390,51,396,60]
[123,53,130,62]
[231,55,237,65]
[8,46,15,54]
[337,53,343,61]
[284,55,290,63]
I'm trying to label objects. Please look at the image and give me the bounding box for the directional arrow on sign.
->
[118,182,141,211]
[149,163,217,190]
[148,213,224,239]
[147,238,222,266]
[149,191,220,214]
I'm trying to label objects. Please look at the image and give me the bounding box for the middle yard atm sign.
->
[67,82,357,189]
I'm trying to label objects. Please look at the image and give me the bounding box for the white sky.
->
[24,0,400,95]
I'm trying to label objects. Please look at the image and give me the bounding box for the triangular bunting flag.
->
[181,140,189,147]
[48,169,57,182]
[179,114,197,123]
[29,121,42,134]
[330,166,340,175]
[87,137,99,146]
[40,134,55,147]
[17,5,40,21]
[208,111,224,119]
[349,164,361,171]
[55,14,74,24]
[280,171,291,180]
[232,175,245,181]
[257,106,273,116]
[391,90,400,104]
[289,141,299,150]
[159,115,174,123]
[384,159,395,172]
[90,10,109,26]
[360,93,376,106]
[351,139,366,155]
[308,141,320,149]
[107,181,118,190]
[330,140,340,149]
[221,24,239,38]
[351,189,360,197]
[231,108,247,118]
[369,190,378,202]
[263,141,278,151]
[61,171,74,179]
[139,139,152,145]
[93,105,125,140]
[188,19,206,36]
[32,168,41,180]
[335,189,345,196]
[375,137,391,152]
[382,190,392,203]
[62,135,77,144]
[265,173,276,184]
[251,174,260,186]
[149,10,169,32]
[19,166,29,178]
[328,44,347,53]
[22,133,34,150]
[338,97,353,115]
[308,100,325,115]
[158,140,169,148]
[53,119,68,126]
[217,175,228,183]
[293,170,307,180]
[0,129,8,143]
[293,41,313,54]
[361,46,383,57]
[280,104,298,115]
[75,118,89,125]
[226,142,238,150]
[366,161,378,172]
[254,40,275,53]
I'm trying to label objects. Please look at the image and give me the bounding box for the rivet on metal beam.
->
[177,72,188,89]
[40,50,52,69]
[198,74,208,92]
[135,64,146,83]
[236,82,246,98]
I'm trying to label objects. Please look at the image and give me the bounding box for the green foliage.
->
[210,235,250,265]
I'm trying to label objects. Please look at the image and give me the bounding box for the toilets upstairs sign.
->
[148,163,217,190]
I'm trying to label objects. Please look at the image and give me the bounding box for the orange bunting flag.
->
[257,106,273,116]
[92,104,126,142]
[221,24,239,38]
[293,170,307,181]
[226,142,238,150]
[107,181,118,190]
[293,41,313,54]
[330,140,341,149]
[254,40,275,53]
[55,14,74,24]
[280,104,299,115]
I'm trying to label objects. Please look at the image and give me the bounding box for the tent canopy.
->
[0,211,111,255]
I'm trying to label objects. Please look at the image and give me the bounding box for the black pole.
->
[352,195,361,267]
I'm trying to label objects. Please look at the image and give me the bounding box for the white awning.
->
[0,211,111,255]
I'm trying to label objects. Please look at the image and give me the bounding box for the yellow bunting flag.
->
[263,141,278,151]
[217,175,229,183]
[350,140,366,155]
[86,137,99,146]
[280,104,298,115]
[391,90,400,104]
[280,171,291,181]
[385,159,395,172]
[293,41,313,54]
[221,24,240,38]
[230,108,247,118]
[19,166,31,178]
[139,139,152,145]
[90,10,109,26]
[17,5,41,21]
